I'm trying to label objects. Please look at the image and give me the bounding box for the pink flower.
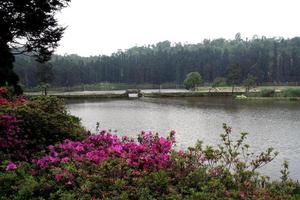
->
[49,156,58,163]
[55,173,63,181]
[6,161,17,171]
[48,145,55,151]
[136,145,145,152]
[66,180,72,185]
[159,137,168,144]
[132,170,140,176]
[36,130,176,172]
[75,144,84,152]
[110,144,123,153]
[178,150,184,156]
[61,157,69,163]
[239,191,246,199]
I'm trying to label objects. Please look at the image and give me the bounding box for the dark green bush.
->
[283,88,300,97]
[260,88,276,97]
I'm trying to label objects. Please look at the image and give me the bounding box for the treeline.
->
[14,35,300,88]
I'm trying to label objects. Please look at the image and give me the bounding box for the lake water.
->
[67,97,300,180]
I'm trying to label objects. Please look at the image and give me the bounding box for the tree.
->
[36,62,54,95]
[210,77,227,92]
[183,72,203,90]
[0,0,70,94]
[12,36,300,88]
[243,75,257,94]
[227,63,241,94]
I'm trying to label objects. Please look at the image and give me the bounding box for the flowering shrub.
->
[1,125,299,199]
[0,87,27,108]
[36,130,175,172]
[0,88,87,161]
[0,114,28,161]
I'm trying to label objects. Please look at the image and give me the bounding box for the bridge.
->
[125,89,142,98]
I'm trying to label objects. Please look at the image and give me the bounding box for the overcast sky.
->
[55,0,300,56]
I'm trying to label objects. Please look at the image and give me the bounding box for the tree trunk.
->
[0,40,22,94]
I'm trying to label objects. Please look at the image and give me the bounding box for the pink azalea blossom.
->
[61,157,69,163]
[36,130,175,171]
[55,173,63,181]
[132,170,140,176]
[6,161,17,171]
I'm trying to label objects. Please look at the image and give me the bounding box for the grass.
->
[283,88,300,97]
[24,82,184,93]
[196,85,300,93]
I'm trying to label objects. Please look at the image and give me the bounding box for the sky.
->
[55,0,300,56]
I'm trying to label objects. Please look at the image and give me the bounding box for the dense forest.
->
[14,34,300,88]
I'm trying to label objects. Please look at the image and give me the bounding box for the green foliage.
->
[36,63,54,84]
[227,64,241,85]
[0,96,87,161]
[212,77,227,88]
[10,36,300,90]
[0,0,70,93]
[13,37,300,89]
[243,75,257,93]
[260,88,276,97]
[19,96,87,150]
[183,72,203,90]
[37,83,50,96]
[36,62,54,95]
[0,124,298,199]
[283,88,300,97]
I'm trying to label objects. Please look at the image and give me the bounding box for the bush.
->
[0,88,87,161]
[0,125,299,199]
[283,88,300,97]
[260,88,275,97]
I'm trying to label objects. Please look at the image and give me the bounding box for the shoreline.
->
[25,91,300,101]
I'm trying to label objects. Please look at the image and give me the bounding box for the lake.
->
[67,96,300,180]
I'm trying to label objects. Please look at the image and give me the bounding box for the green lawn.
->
[196,85,300,93]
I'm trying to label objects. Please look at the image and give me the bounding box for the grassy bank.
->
[24,85,300,101]
[196,86,300,93]
[143,91,244,98]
